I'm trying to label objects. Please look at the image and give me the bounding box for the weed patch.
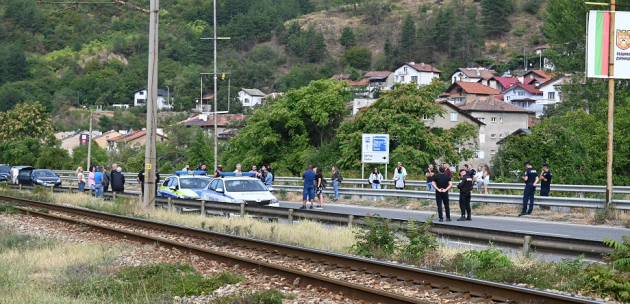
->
[210,289,286,303]
[0,202,20,214]
[352,214,397,260]
[0,229,58,252]
[61,263,243,302]
[398,215,438,264]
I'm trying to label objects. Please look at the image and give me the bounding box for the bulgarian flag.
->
[587,11,611,78]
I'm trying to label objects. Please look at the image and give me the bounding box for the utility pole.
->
[144,0,159,209]
[606,0,616,210]
[87,109,92,170]
[200,0,230,172]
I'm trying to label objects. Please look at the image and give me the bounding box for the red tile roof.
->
[491,76,521,90]
[523,70,551,80]
[457,98,534,114]
[534,44,550,51]
[448,82,501,95]
[332,74,351,80]
[347,78,369,86]
[452,68,496,80]
[408,62,441,73]
[504,83,542,95]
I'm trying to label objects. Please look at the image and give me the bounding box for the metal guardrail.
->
[52,170,630,210]
[8,184,614,257]
[53,170,630,195]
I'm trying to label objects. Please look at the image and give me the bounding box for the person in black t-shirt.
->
[431,167,453,222]
[457,169,474,221]
[519,161,539,216]
[540,163,552,196]
[314,167,324,209]
[425,164,435,191]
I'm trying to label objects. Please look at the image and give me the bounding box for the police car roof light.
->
[217,172,256,177]
[174,170,207,176]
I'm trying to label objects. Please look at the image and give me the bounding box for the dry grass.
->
[0,226,125,303]
[52,193,357,254]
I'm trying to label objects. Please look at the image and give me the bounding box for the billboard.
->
[587,10,630,79]
[79,134,90,146]
[361,134,389,164]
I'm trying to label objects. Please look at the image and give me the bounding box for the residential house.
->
[457,98,533,163]
[352,98,378,115]
[183,114,246,139]
[534,44,555,71]
[536,74,568,112]
[393,62,441,86]
[195,94,213,112]
[107,129,167,153]
[132,88,172,110]
[502,83,544,116]
[425,101,485,168]
[487,76,536,92]
[440,82,501,104]
[54,131,77,141]
[60,131,103,156]
[450,68,496,86]
[522,70,552,82]
[364,71,395,91]
[92,130,122,152]
[238,89,266,107]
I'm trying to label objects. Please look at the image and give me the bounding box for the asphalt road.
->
[279,201,629,243]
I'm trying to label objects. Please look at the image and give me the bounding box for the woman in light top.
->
[393,167,405,190]
[87,165,96,191]
[76,167,85,192]
[369,167,383,189]
[483,164,491,194]
[264,166,273,190]
[475,165,484,193]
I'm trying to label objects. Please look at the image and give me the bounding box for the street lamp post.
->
[166,85,170,107]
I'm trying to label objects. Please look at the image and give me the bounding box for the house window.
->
[500,118,503,123]
[411,76,418,82]
[506,96,511,101]
[139,91,144,95]
[517,90,525,96]
[422,114,430,120]
[476,117,486,123]
[479,134,486,143]
[491,150,496,155]
[450,112,457,121]
[499,134,504,138]
[490,134,496,139]
[403,67,408,74]
[244,98,250,104]
[475,150,485,159]
[491,117,497,123]
[548,92,556,100]
[400,76,405,82]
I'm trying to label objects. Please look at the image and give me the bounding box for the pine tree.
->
[481,0,512,38]
[339,26,356,49]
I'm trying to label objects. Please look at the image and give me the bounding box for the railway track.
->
[0,194,603,304]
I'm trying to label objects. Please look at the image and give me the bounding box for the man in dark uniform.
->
[431,167,452,222]
[137,164,160,197]
[519,161,539,216]
[457,169,474,221]
[540,163,552,196]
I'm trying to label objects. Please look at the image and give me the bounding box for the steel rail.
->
[7,185,615,256]
[2,195,602,304]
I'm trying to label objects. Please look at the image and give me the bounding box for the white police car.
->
[200,172,279,207]
[158,171,212,199]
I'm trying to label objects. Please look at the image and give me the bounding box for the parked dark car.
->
[0,165,10,183]
[18,168,62,187]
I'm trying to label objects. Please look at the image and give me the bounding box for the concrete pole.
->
[87,111,92,170]
[144,0,159,209]
[213,0,218,172]
[605,0,616,210]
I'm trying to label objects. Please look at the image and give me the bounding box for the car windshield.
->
[0,166,9,173]
[224,179,267,192]
[179,178,211,189]
[34,170,57,178]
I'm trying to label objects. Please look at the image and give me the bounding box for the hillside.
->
[0,0,547,132]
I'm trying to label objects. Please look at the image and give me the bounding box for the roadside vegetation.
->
[2,187,630,302]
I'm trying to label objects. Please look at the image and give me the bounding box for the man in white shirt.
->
[234,163,242,173]
[11,167,19,184]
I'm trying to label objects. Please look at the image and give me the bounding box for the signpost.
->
[361,134,390,179]
[586,1,623,210]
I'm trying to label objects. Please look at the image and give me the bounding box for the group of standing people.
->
[76,163,126,197]
[426,163,491,194]
[301,165,343,209]
[519,161,552,216]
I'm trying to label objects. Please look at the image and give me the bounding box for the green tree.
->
[0,102,55,143]
[343,46,372,70]
[72,143,110,170]
[186,130,214,169]
[481,0,513,37]
[399,15,417,52]
[0,43,28,85]
[336,81,478,172]
[222,79,352,174]
[0,139,41,166]
[339,26,356,49]
[36,146,72,169]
